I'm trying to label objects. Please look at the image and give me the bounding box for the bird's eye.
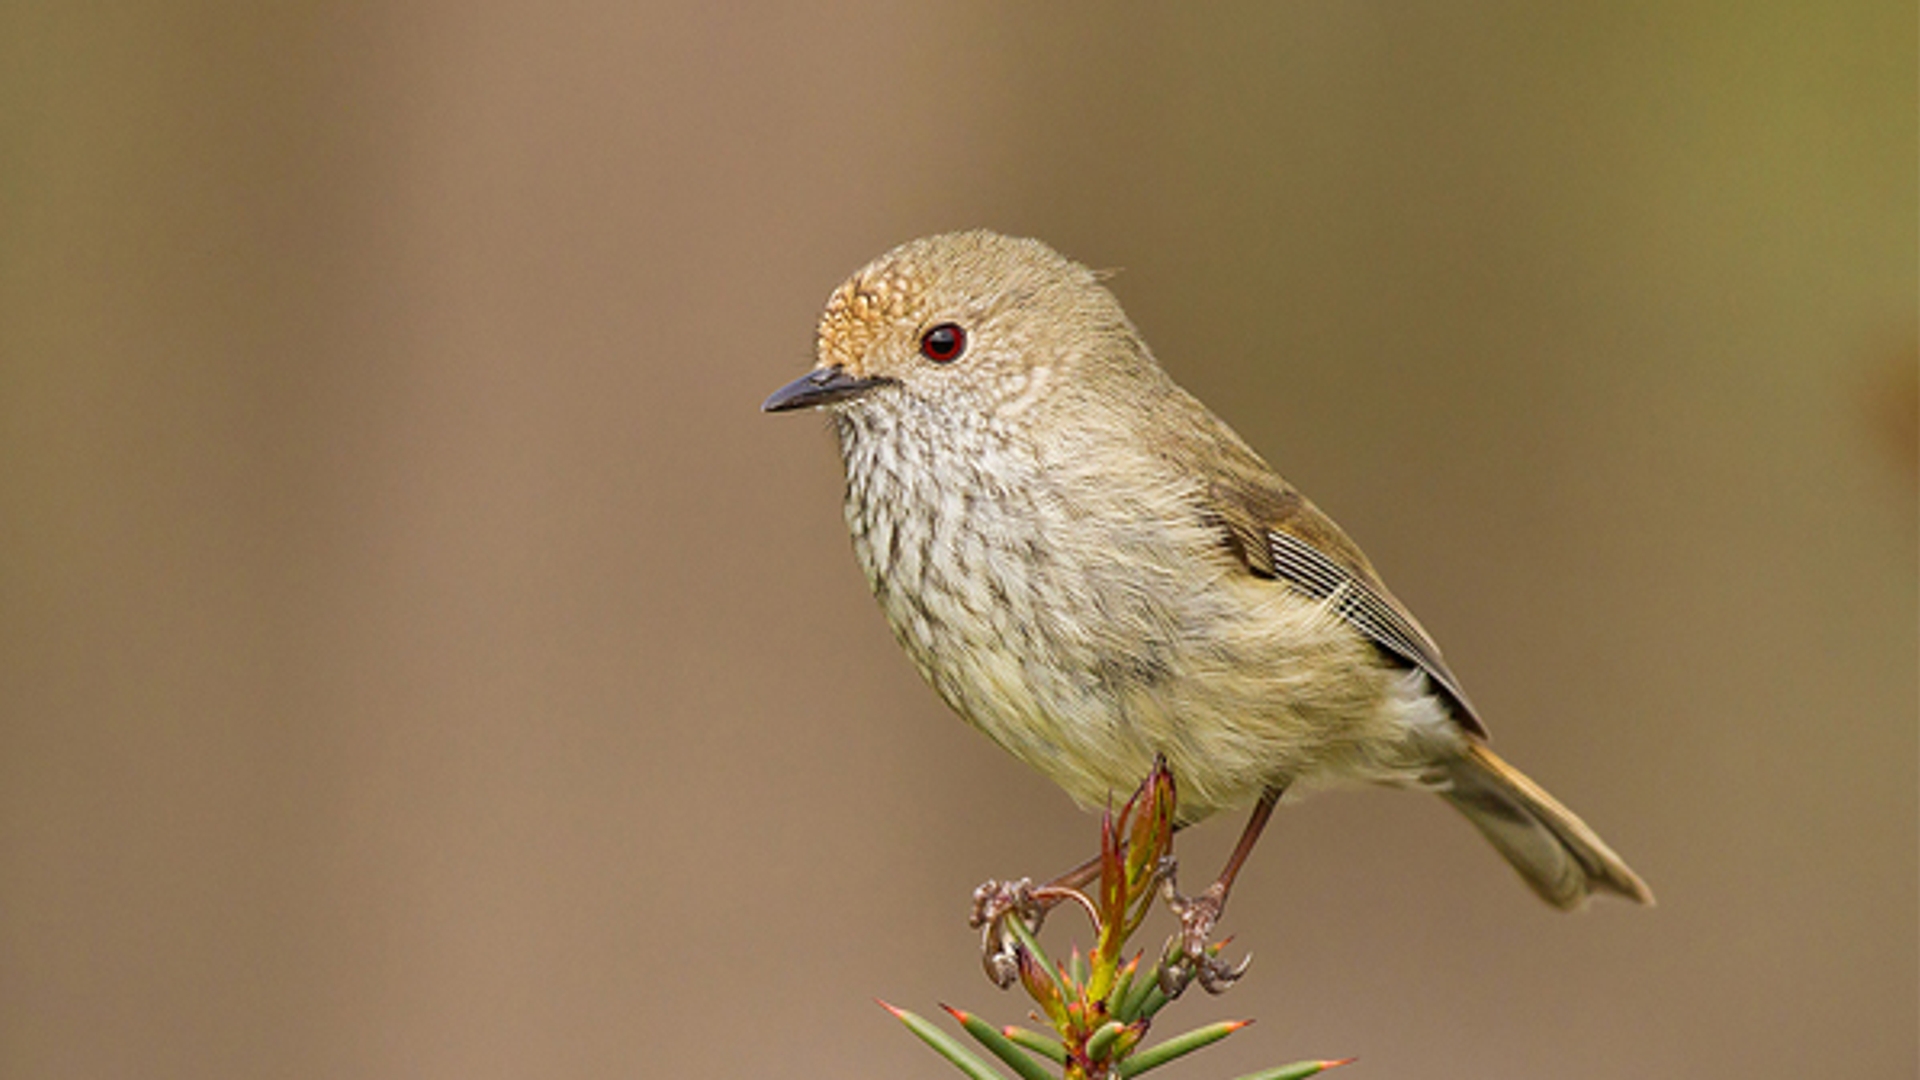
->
[919,323,966,363]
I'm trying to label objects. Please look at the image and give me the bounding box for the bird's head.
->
[762,231,1143,420]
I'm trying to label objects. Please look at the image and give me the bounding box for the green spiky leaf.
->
[943,1006,1056,1080]
[879,1001,1007,1080]
[1084,1020,1127,1061]
[1118,1019,1251,1076]
[1228,1058,1357,1080]
[1000,1025,1067,1066]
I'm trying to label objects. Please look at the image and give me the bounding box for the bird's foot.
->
[1157,859,1252,996]
[969,868,1105,988]
[969,877,1043,988]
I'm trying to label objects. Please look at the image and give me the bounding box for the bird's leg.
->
[1159,785,1283,995]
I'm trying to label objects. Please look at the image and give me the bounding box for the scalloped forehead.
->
[814,258,925,376]
[813,231,1084,376]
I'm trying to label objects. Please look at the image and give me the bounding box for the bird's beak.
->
[761,366,887,412]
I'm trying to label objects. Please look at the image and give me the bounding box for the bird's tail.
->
[1440,740,1654,910]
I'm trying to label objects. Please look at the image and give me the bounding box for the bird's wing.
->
[1202,465,1488,738]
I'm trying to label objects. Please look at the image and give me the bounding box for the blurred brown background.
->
[3,4,1914,1078]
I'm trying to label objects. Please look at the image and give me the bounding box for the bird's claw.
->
[970,878,1043,988]
[1157,861,1252,996]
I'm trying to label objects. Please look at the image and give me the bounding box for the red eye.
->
[919,323,966,363]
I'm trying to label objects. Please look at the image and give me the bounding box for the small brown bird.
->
[765,232,1651,978]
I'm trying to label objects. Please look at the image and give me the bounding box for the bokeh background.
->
[3,4,1914,1078]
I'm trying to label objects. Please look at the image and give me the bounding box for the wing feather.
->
[1144,379,1486,736]
[1198,468,1486,737]
[1265,527,1484,735]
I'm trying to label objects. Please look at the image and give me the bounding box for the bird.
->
[763,230,1652,985]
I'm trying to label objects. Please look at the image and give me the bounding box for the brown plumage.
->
[765,230,1652,911]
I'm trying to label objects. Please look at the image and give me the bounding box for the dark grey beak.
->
[761,366,887,412]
